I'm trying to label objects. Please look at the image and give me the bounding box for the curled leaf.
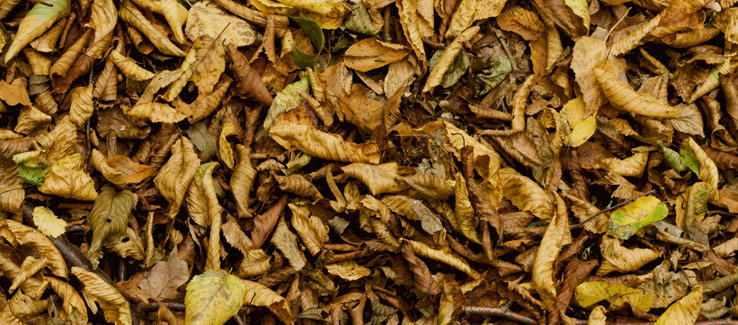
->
[88,186,138,269]
[155,137,201,218]
[4,0,71,63]
[533,193,572,310]
[72,267,132,325]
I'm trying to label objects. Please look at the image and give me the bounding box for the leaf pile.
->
[1,0,738,324]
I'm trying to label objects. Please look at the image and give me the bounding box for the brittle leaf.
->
[154,137,201,218]
[88,186,137,269]
[72,267,132,325]
[4,0,71,63]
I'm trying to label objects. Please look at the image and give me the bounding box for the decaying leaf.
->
[155,137,201,218]
[88,186,137,269]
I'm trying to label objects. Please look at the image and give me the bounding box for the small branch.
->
[138,302,186,312]
[463,306,536,325]
[570,190,656,230]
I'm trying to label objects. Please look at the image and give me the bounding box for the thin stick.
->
[463,306,536,325]
[570,189,656,230]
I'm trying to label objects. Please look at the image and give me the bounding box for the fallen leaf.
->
[185,269,246,325]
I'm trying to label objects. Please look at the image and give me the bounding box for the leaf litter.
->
[1,0,738,324]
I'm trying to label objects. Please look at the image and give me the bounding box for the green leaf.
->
[660,146,687,173]
[290,17,325,68]
[286,151,311,174]
[428,49,471,89]
[264,73,310,130]
[680,147,701,175]
[13,151,49,185]
[342,2,380,36]
[474,55,513,97]
[607,196,668,240]
[185,269,246,325]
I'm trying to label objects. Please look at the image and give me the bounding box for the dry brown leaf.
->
[532,193,572,310]
[242,279,292,324]
[39,165,98,201]
[119,0,185,56]
[403,238,480,279]
[138,254,189,301]
[597,236,660,276]
[494,168,554,220]
[72,267,132,325]
[232,145,257,218]
[342,162,406,195]
[237,249,271,277]
[185,1,257,47]
[270,122,380,164]
[594,60,679,118]
[289,203,328,255]
[88,186,137,269]
[271,217,307,271]
[655,285,702,325]
[423,26,479,93]
[227,44,274,106]
[3,219,67,278]
[122,102,187,123]
[154,137,201,218]
[400,240,441,295]
[344,38,410,72]
[497,6,545,41]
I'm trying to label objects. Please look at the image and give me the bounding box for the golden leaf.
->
[402,173,455,200]
[69,85,94,129]
[39,165,98,201]
[494,168,554,220]
[9,256,47,293]
[72,267,132,325]
[186,162,223,238]
[222,215,253,255]
[7,290,49,321]
[29,16,65,53]
[4,0,71,63]
[14,106,51,135]
[397,0,427,62]
[684,137,719,200]
[595,148,650,177]
[130,0,188,43]
[271,218,307,270]
[31,206,66,238]
[119,0,185,56]
[588,305,607,325]
[191,36,227,95]
[655,285,702,325]
[276,174,324,201]
[184,270,245,325]
[2,219,67,278]
[241,279,292,324]
[0,80,31,106]
[232,145,257,218]
[0,158,24,213]
[237,249,271,278]
[47,277,88,323]
[91,149,126,188]
[122,102,187,123]
[326,261,371,281]
[289,203,328,256]
[597,235,660,276]
[87,0,116,57]
[423,26,479,93]
[105,155,155,184]
[342,162,406,195]
[185,2,257,47]
[593,60,679,118]
[88,186,138,269]
[575,282,653,311]
[109,50,155,81]
[497,6,545,41]
[344,38,410,72]
[48,29,91,83]
[454,173,480,243]
[270,122,380,164]
[532,193,572,310]
[108,227,144,261]
[403,238,480,279]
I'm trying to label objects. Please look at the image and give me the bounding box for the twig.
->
[570,190,656,230]
[463,306,536,325]
[138,302,186,312]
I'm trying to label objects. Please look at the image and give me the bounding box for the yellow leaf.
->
[218,116,238,168]
[237,249,271,277]
[655,285,702,325]
[403,238,480,279]
[397,0,427,62]
[130,0,188,43]
[186,162,223,269]
[119,0,185,56]
[155,137,201,218]
[595,148,650,177]
[423,26,479,93]
[588,306,607,325]
[402,173,455,200]
[69,85,94,129]
[270,122,380,164]
[88,186,138,269]
[344,38,410,72]
[271,218,307,270]
[32,206,66,238]
[123,102,187,123]
[593,59,679,118]
[597,235,660,276]
[569,115,596,147]
[185,2,257,47]
[4,0,71,63]
[497,6,545,41]
[454,173,480,243]
[341,162,406,195]
[241,279,292,324]
[72,267,132,325]
[232,145,257,218]
[533,192,572,310]
[9,256,47,293]
[109,50,155,81]
[325,261,371,281]
[494,168,554,220]
[39,165,98,201]
[575,282,653,311]
[2,219,67,278]
[289,203,328,256]
[184,270,246,325]
[87,0,116,58]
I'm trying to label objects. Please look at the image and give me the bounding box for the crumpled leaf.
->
[38,165,98,201]
[264,74,309,130]
[270,121,380,164]
[494,168,554,220]
[497,6,545,41]
[684,137,719,200]
[47,277,88,323]
[185,269,246,325]
[344,38,409,72]
[423,26,479,93]
[608,196,668,240]
[109,50,155,81]
[31,206,66,238]
[575,282,653,312]
[122,102,187,123]
[3,219,67,278]
[533,193,572,310]
[271,218,307,270]
[119,0,185,57]
[242,279,292,324]
[88,186,137,269]
[326,261,371,281]
[291,17,325,68]
[138,254,189,301]
[186,1,256,47]
[0,158,25,213]
[69,85,94,129]
[403,238,480,279]
[655,285,702,325]
[237,249,271,277]
[155,137,201,218]
[72,267,132,325]
[4,0,71,63]
[228,44,273,105]
[130,0,188,43]
[597,235,660,276]
[342,162,406,195]
[232,145,257,218]
[594,59,679,118]
[289,203,328,255]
